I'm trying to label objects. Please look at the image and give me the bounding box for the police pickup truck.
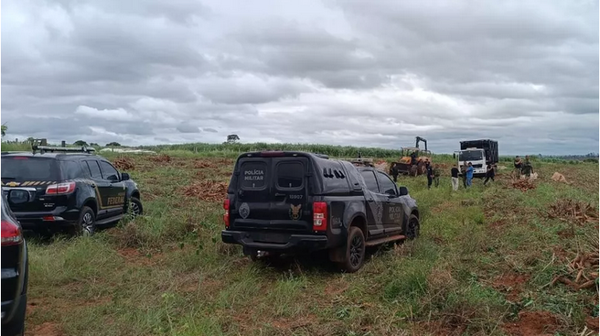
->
[1,145,143,236]
[221,151,420,273]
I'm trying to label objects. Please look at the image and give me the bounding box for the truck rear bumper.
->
[222,230,329,253]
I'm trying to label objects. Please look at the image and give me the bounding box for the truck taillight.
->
[312,202,328,232]
[46,182,76,195]
[1,220,22,246]
[223,199,230,228]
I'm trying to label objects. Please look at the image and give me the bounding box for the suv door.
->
[376,171,404,234]
[359,170,384,236]
[98,160,126,216]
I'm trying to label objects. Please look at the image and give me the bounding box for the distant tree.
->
[1,124,6,137]
[89,142,99,147]
[226,134,240,144]
[74,140,89,147]
[106,142,121,147]
[26,137,35,143]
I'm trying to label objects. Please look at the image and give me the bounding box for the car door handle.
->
[274,193,286,197]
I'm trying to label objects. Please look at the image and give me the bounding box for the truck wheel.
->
[71,206,96,237]
[406,214,420,240]
[338,226,366,273]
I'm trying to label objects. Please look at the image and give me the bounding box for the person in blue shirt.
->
[465,162,474,187]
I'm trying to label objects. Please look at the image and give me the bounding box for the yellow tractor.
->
[392,136,432,176]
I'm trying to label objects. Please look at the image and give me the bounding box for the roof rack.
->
[32,145,96,155]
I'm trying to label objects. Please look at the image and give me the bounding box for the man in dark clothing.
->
[513,156,522,179]
[390,163,399,183]
[484,164,495,185]
[522,156,534,177]
[460,162,467,188]
[451,164,459,191]
[426,162,434,189]
[433,164,440,187]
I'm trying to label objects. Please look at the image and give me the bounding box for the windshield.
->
[458,150,483,162]
[1,157,61,181]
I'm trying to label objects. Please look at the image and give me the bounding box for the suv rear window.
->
[1,157,61,181]
[277,161,304,189]
[240,161,267,189]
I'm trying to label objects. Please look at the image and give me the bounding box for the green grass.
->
[15,150,600,335]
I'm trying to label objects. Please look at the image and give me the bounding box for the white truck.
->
[455,139,499,178]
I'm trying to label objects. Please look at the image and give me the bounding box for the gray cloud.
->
[1,0,597,154]
[176,123,201,133]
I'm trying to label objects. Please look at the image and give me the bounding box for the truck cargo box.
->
[459,139,498,164]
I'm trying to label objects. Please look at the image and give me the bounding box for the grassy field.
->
[14,150,600,336]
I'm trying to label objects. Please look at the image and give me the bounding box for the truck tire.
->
[338,226,366,273]
[406,214,420,240]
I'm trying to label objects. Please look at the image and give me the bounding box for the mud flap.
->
[329,245,346,263]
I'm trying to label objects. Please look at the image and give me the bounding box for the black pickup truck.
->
[221,151,420,272]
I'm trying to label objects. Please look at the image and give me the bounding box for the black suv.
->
[1,192,29,336]
[1,146,143,236]
[221,151,420,272]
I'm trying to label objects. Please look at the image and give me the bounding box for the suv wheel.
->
[406,214,420,239]
[128,197,143,217]
[72,206,96,236]
[339,226,365,273]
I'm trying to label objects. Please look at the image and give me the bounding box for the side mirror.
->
[8,189,30,204]
[399,186,408,196]
[121,172,130,181]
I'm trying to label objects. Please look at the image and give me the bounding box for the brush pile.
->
[552,252,599,291]
[512,179,536,191]
[150,154,171,163]
[548,199,598,225]
[182,180,228,202]
[113,157,135,170]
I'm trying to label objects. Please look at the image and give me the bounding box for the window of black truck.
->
[276,161,304,189]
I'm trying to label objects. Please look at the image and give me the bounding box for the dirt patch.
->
[113,157,135,170]
[416,320,464,336]
[182,180,228,203]
[547,199,598,225]
[324,278,350,297]
[512,180,536,191]
[586,316,599,332]
[149,154,171,163]
[503,311,562,336]
[117,247,162,266]
[26,321,64,336]
[492,273,530,301]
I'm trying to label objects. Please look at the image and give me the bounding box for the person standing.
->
[513,156,523,179]
[461,162,468,188]
[433,164,440,187]
[426,161,434,189]
[451,164,459,191]
[483,163,495,185]
[465,162,474,188]
[522,156,534,178]
[390,163,399,183]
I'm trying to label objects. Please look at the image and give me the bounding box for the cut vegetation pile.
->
[512,179,536,191]
[149,154,171,163]
[547,199,599,225]
[552,252,599,291]
[113,157,135,170]
[182,180,228,202]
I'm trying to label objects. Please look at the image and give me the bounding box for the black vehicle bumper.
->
[1,243,27,327]
[14,208,79,231]
[222,230,329,253]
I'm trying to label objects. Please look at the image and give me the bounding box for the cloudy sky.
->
[2,0,598,154]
